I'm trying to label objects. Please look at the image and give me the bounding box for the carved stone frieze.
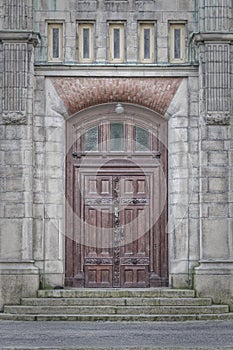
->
[206,112,230,126]
[2,112,27,125]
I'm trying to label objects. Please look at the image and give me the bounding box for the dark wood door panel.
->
[121,265,149,288]
[85,265,113,288]
[81,173,151,287]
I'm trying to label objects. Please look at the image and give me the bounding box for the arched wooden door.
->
[65,104,168,288]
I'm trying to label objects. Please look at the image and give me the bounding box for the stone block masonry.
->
[0,0,232,312]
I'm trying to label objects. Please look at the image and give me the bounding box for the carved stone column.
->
[0,0,40,309]
[193,0,233,310]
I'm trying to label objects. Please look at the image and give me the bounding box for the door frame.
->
[65,103,168,287]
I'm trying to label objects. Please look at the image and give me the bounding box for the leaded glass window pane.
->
[114,28,120,59]
[135,127,149,151]
[174,28,181,59]
[144,28,150,59]
[110,122,124,151]
[83,28,90,59]
[52,28,59,58]
[85,126,98,151]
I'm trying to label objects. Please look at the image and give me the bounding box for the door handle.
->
[114,207,119,218]
[114,207,119,224]
[120,225,124,240]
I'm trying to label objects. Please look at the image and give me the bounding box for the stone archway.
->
[41,77,190,290]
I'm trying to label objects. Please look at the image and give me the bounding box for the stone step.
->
[1,313,233,322]
[1,288,232,322]
[4,304,229,315]
[21,297,213,307]
[37,288,196,299]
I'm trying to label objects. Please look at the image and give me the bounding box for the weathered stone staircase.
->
[1,288,233,321]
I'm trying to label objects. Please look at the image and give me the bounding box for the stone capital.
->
[0,30,41,46]
[193,32,233,46]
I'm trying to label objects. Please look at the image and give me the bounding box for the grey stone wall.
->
[0,0,232,310]
[34,0,197,64]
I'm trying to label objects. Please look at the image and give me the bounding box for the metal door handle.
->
[120,225,124,240]
[114,207,119,217]
[114,207,119,224]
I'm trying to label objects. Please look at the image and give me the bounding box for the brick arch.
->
[52,77,183,116]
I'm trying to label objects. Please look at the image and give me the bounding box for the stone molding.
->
[0,31,41,46]
[193,32,233,46]
[0,261,39,275]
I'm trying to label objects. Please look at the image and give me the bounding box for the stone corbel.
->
[206,112,230,126]
[2,112,27,125]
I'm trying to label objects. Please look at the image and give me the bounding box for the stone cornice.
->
[193,32,233,45]
[35,64,198,78]
[0,30,41,46]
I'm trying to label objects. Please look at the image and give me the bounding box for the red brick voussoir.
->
[52,77,183,116]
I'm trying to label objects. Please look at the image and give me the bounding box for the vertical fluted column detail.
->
[199,0,231,32]
[3,0,33,30]
[2,43,28,123]
[205,44,230,112]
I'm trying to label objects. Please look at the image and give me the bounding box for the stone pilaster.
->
[0,0,40,310]
[199,0,231,32]
[193,1,233,310]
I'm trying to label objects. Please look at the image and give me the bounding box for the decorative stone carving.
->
[2,112,27,125]
[206,112,230,125]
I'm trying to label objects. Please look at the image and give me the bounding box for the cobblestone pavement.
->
[0,320,233,349]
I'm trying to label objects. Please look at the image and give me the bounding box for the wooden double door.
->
[65,105,168,288]
[83,171,150,288]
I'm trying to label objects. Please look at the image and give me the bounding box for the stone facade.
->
[0,0,232,310]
